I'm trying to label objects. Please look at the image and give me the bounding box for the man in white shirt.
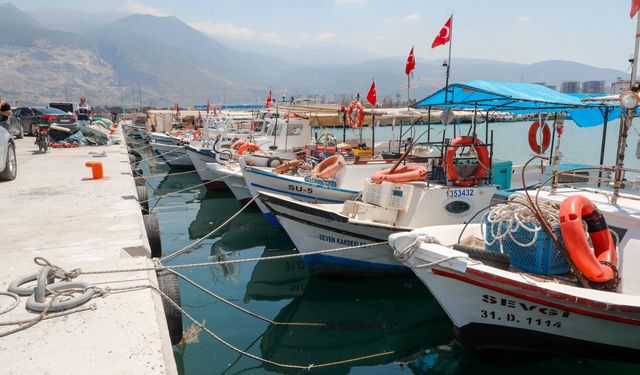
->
[75,96,92,127]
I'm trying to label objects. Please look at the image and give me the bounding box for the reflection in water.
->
[244,231,311,303]
[188,190,240,239]
[259,276,453,374]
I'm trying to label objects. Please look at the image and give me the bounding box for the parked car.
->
[0,125,17,181]
[13,106,77,136]
[49,102,75,114]
[0,114,23,139]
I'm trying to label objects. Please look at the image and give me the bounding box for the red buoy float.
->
[445,136,490,187]
[528,120,551,154]
[559,195,618,283]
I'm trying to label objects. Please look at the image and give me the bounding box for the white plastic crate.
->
[362,181,414,211]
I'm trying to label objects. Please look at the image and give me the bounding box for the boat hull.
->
[152,142,193,168]
[259,192,409,275]
[413,264,640,361]
[206,163,252,203]
[185,146,229,191]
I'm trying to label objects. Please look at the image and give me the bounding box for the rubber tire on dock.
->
[129,149,142,161]
[267,156,283,168]
[156,269,183,345]
[143,213,162,258]
[134,176,145,187]
[129,154,138,164]
[136,185,149,214]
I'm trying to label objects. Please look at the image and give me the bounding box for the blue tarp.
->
[413,80,620,127]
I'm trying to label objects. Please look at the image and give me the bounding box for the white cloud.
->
[298,32,311,42]
[405,14,420,21]
[119,0,169,16]
[188,20,254,40]
[316,33,337,42]
[518,16,532,22]
[261,32,285,44]
[336,0,368,5]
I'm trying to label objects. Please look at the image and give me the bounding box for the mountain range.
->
[0,3,628,107]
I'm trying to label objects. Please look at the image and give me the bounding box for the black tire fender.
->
[143,213,162,258]
[156,269,183,345]
[267,156,283,168]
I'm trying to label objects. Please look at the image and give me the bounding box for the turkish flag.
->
[632,0,640,18]
[405,46,416,75]
[366,80,376,106]
[265,90,272,109]
[431,16,452,48]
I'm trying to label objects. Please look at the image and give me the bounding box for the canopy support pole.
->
[612,14,640,204]
[484,110,489,144]
[427,107,432,143]
[472,102,477,136]
[597,107,610,188]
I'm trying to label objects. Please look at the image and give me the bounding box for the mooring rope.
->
[80,241,390,275]
[161,195,259,262]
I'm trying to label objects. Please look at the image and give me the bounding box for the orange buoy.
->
[237,143,260,155]
[371,165,427,184]
[528,120,551,154]
[559,195,617,283]
[445,136,490,187]
[312,154,345,179]
[347,100,365,128]
[231,139,246,150]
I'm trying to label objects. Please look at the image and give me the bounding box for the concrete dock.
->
[0,129,177,374]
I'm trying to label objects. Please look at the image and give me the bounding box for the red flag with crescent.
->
[366,80,376,106]
[265,90,272,109]
[405,46,415,75]
[431,16,452,48]
[632,0,640,18]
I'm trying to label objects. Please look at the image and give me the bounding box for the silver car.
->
[0,126,17,181]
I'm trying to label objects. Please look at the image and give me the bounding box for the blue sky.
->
[19,0,640,70]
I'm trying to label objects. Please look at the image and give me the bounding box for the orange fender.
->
[273,160,300,174]
[237,143,260,155]
[371,165,427,184]
[312,154,345,179]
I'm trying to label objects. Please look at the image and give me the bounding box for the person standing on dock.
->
[75,96,92,127]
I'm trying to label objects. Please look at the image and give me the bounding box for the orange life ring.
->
[528,120,551,154]
[231,139,246,150]
[446,136,490,187]
[192,130,204,141]
[312,154,346,179]
[559,195,617,283]
[236,143,260,155]
[371,165,427,184]
[273,159,300,174]
[347,100,365,129]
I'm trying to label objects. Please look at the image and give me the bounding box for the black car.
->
[13,106,77,136]
[0,114,23,139]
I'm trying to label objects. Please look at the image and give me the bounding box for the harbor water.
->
[137,120,640,374]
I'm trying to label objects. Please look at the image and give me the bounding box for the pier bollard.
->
[85,161,104,180]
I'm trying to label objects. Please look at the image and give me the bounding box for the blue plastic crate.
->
[484,219,570,275]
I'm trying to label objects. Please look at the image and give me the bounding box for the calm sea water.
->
[134,120,640,375]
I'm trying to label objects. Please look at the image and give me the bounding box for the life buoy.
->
[371,165,427,184]
[273,159,300,174]
[347,100,365,129]
[446,136,490,187]
[231,139,246,150]
[236,143,260,155]
[559,195,617,283]
[528,120,551,154]
[192,130,204,141]
[312,154,345,179]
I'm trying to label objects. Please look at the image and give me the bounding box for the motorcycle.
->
[35,123,50,152]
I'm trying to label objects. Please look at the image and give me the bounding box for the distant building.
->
[560,81,580,93]
[582,80,605,94]
[611,77,632,94]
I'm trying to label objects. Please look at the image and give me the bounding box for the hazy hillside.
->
[0,3,628,106]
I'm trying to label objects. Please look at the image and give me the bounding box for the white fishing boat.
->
[260,178,496,274]
[205,162,252,203]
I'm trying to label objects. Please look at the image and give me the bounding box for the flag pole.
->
[445,14,453,103]
[407,74,410,109]
[371,104,375,154]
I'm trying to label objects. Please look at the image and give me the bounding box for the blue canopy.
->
[413,80,619,127]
